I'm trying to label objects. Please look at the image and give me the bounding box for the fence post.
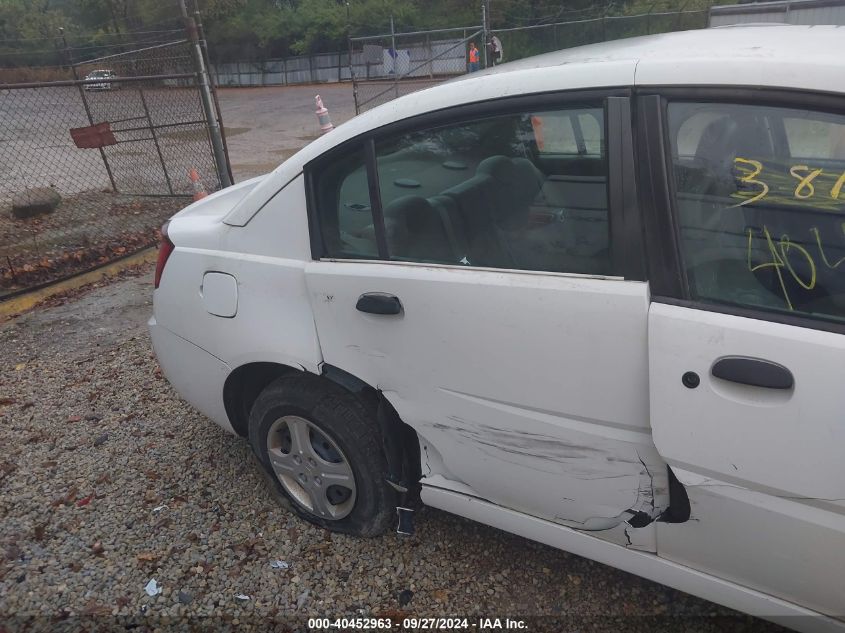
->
[60,28,118,194]
[481,1,490,68]
[349,37,360,114]
[391,16,399,99]
[139,88,174,195]
[179,0,232,188]
[602,7,607,41]
[193,5,233,186]
[426,32,432,79]
[676,0,690,28]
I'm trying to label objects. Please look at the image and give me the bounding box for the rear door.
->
[304,93,672,548]
[641,93,845,617]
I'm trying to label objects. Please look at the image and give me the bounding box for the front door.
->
[644,94,845,617]
[304,94,671,547]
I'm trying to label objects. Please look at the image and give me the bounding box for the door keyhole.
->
[682,371,700,389]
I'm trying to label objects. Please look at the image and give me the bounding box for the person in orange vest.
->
[468,42,480,73]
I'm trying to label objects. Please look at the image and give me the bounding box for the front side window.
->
[374,105,610,274]
[667,101,845,323]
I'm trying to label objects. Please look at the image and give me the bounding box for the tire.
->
[248,374,395,536]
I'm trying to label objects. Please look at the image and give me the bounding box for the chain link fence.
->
[350,3,711,114]
[350,26,483,114]
[491,6,710,63]
[0,39,228,298]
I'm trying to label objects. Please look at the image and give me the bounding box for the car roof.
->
[225,24,845,226]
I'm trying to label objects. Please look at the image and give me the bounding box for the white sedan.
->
[150,25,845,632]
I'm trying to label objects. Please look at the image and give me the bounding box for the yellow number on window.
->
[732,158,768,207]
[789,165,823,200]
[830,171,845,200]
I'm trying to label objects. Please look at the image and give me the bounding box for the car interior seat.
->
[682,114,784,308]
[382,195,457,263]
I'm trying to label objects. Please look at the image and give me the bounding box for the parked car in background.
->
[83,69,118,91]
[150,25,845,633]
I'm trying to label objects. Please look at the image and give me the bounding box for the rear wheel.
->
[248,375,394,536]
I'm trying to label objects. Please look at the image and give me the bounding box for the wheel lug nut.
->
[314,477,322,486]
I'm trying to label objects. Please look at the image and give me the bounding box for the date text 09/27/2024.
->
[307,617,528,630]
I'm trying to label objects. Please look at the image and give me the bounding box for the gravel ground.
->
[0,269,786,633]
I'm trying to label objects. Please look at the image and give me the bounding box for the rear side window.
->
[667,101,845,324]
[373,105,610,274]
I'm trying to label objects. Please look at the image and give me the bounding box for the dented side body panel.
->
[305,260,670,548]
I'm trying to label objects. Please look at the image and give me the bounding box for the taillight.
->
[154,221,175,289]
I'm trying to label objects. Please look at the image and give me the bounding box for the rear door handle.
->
[711,356,794,390]
[356,293,402,315]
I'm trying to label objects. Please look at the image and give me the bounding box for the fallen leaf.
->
[90,541,104,556]
[136,552,160,563]
[66,416,82,423]
[5,544,21,561]
[0,398,15,406]
[306,542,331,552]
[82,600,110,616]
[433,589,450,602]
[76,494,94,507]
[33,523,47,542]
[14,363,25,371]
[52,487,78,507]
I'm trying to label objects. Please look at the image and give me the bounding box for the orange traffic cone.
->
[189,168,207,201]
[315,95,334,134]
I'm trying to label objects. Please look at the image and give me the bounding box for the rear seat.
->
[382,155,569,269]
[440,156,545,267]
[382,195,455,263]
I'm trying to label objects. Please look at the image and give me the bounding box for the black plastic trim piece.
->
[364,139,390,259]
[321,363,371,394]
[304,170,324,260]
[607,96,646,281]
[637,86,845,115]
[635,95,686,298]
[711,356,794,390]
